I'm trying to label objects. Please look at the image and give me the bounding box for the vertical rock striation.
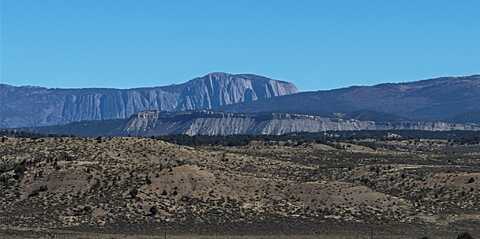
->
[0,73,298,128]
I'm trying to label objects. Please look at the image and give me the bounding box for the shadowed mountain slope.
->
[222,75,480,123]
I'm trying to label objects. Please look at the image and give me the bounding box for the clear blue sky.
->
[1,0,479,91]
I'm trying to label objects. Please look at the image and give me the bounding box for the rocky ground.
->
[0,136,479,238]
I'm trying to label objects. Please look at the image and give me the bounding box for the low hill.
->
[25,110,480,137]
[222,75,480,123]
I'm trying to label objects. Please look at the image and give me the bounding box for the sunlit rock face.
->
[0,73,298,128]
[123,110,480,136]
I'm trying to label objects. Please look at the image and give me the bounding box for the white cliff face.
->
[124,111,480,136]
[177,73,298,110]
[0,73,298,128]
[375,121,480,131]
[30,110,480,137]
[122,111,480,136]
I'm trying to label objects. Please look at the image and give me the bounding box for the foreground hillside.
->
[1,136,479,237]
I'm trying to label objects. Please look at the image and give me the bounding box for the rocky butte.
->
[0,72,298,128]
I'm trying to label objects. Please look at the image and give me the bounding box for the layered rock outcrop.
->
[122,111,480,136]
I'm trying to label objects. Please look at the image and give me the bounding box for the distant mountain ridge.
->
[448,111,480,124]
[222,75,480,123]
[26,110,480,137]
[3,73,480,131]
[0,73,298,128]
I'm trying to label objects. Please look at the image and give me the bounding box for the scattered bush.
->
[457,232,474,239]
[149,206,158,216]
[129,188,138,199]
[145,176,152,185]
[13,162,27,180]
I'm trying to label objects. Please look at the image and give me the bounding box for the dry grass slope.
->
[1,137,479,237]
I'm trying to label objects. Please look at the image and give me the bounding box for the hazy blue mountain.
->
[0,73,298,128]
[3,73,480,130]
[448,111,480,124]
[222,75,480,123]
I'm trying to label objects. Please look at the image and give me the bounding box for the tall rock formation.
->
[0,73,298,128]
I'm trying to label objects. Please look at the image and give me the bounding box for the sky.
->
[0,0,479,91]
